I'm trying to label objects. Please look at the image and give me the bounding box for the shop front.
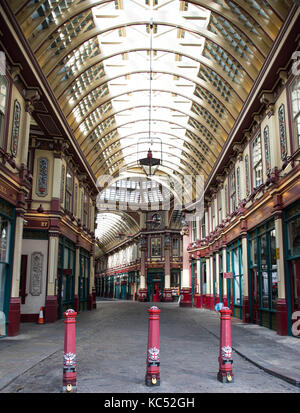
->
[283,200,300,336]
[0,199,15,337]
[79,248,90,311]
[227,239,243,319]
[57,237,76,319]
[147,269,164,302]
[248,220,278,330]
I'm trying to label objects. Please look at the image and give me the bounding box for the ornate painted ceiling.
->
[6,0,294,252]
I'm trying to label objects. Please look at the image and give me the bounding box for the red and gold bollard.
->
[62,309,77,393]
[145,306,161,386]
[217,307,234,383]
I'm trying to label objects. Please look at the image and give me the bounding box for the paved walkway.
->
[0,300,300,393]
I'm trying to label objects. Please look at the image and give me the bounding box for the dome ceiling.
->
[7,0,293,252]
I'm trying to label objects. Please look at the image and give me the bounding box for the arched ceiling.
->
[9,0,293,253]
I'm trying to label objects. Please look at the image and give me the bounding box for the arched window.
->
[0,76,8,147]
[290,76,300,151]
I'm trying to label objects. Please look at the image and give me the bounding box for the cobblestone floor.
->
[0,301,299,395]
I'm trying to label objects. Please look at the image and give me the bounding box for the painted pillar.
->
[7,213,24,336]
[273,203,288,336]
[163,233,172,302]
[139,236,148,301]
[180,224,192,307]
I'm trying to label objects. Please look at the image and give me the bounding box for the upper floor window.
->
[151,237,161,257]
[263,125,271,174]
[252,133,263,188]
[245,154,250,196]
[212,198,216,229]
[83,192,89,227]
[217,189,222,224]
[229,170,236,213]
[0,76,8,147]
[290,76,300,151]
[172,238,179,256]
[201,213,206,239]
[192,216,197,241]
[65,169,73,212]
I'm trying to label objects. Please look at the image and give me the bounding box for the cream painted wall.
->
[20,239,48,315]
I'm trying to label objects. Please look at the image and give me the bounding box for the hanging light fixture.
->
[138,18,162,176]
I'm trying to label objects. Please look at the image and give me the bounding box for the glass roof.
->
[9,0,293,253]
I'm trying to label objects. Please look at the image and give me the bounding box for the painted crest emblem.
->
[64,352,76,367]
[221,346,232,359]
[148,347,160,362]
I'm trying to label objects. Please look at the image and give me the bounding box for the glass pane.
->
[270,229,277,268]
[0,219,9,263]
[260,234,267,270]
[0,263,6,336]
[234,275,241,305]
[288,216,300,257]
[271,271,278,309]
[261,271,269,308]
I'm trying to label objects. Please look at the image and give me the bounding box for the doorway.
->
[152,282,161,302]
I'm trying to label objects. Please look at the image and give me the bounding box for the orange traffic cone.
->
[38,307,44,324]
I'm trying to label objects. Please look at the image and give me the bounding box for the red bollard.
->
[63,309,77,393]
[217,307,234,383]
[145,306,161,386]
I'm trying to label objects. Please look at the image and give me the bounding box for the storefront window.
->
[248,221,278,329]
[228,240,243,315]
[290,75,300,150]
[0,217,10,336]
[287,216,300,257]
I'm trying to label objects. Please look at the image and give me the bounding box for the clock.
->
[146,212,162,229]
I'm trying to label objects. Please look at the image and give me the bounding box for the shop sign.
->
[224,272,233,279]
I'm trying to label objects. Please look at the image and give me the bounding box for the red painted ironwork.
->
[63,309,77,392]
[217,307,234,383]
[145,306,161,386]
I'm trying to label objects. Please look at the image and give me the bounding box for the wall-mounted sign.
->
[11,99,21,157]
[30,252,43,296]
[36,157,48,197]
[224,272,233,279]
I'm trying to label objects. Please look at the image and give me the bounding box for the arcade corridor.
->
[1,0,300,397]
[0,301,300,393]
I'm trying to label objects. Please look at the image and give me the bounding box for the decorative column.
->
[139,236,148,301]
[273,195,288,335]
[180,223,192,307]
[7,211,24,336]
[215,250,220,306]
[163,233,172,302]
